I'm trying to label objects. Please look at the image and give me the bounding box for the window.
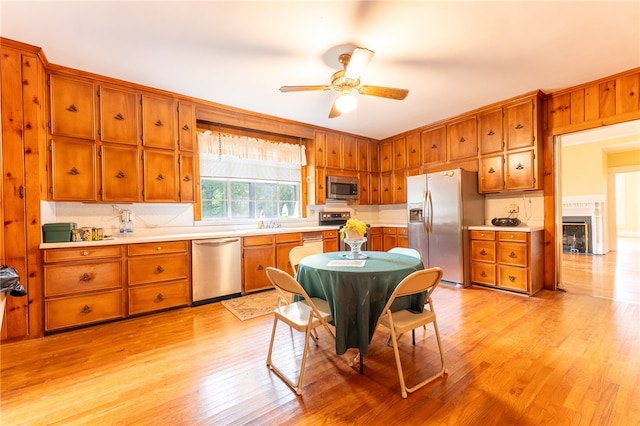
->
[197,131,306,221]
[201,178,299,219]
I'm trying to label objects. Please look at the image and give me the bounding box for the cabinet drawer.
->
[45,290,124,331]
[275,233,302,244]
[396,227,408,236]
[128,280,189,315]
[127,241,188,256]
[44,245,122,263]
[243,235,274,246]
[44,261,122,297]
[383,227,397,235]
[498,242,528,267]
[498,231,528,243]
[470,230,495,241]
[471,262,496,286]
[499,266,528,292]
[470,240,496,262]
[128,254,188,286]
[322,230,338,239]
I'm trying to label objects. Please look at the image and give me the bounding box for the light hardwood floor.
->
[1,254,639,425]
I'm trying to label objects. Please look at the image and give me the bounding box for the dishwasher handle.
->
[193,238,241,247]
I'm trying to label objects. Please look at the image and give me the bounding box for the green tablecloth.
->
[296,251,425,355]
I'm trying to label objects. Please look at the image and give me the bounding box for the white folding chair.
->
[265,267,335,395]
[388,247,421,259]
[374,267,447,398]
[288,245,322,277]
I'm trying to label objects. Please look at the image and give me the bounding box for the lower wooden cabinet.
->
[323,230,339,252]
[242,235,276,293]
[127,241,190,315]
[43,245,125,331]
[382,227,408,251]
[470,229,543,295]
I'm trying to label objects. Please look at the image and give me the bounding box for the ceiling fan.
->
[279,47,409,118]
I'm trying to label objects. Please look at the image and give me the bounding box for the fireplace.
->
[562,216,592,254]
[562,199,604,255]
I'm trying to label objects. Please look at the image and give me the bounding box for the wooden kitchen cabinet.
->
[48,73,96,140]
[141,94,177,150]
[322,230,339,253]
[357,138,370,171]
[380,172,393,204]
[392,170,407,204]
[43,245,125,331]
[275,233,302,275]
[478,107,503,155]
[368,227,383,251]
[177,101,196,152]
[100,143,141,202]
[406,132,421,169]
[379,140,393,172]
[392,136,407,170]
[357,172,370,205]
[447,116,478,162]
[470,229,543,295]
[98,84,139,145]
[325,132,342,169]
[342,135,357,170]
[178,152,196,203]
[383,227,408,251]
[49,137,97,201]
[243,235,275,293]
[142,148,178,202]
[127,241,190,315]
[422,125,446,165]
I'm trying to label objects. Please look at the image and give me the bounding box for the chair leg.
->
[389,327,408,398]
[266,315,279,367]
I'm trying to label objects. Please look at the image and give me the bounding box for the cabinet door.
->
[99,84,139,145]
[478,155,504,193]
[380,172,393,204]
[357,138,370,171]
[422,126,446,165]
[50,137,97,201]
[143,149,177,202]
[141,94,176,149]
[392,136,406,170]
[369,141,380,173]
[506,99,534,150]
[342,135,357,170]
[179,152,196,203]
[315,167,326,205]
[383,228,397,251]
[368,227,383,251]
[325,132,342,169]
[49,73,96,140]
[379,140,392,172]
[447,116,478,161]
[100,143,140,202]
[369,173,380,205]
[506,149,535,190]
[478,108,503,155]
[406,132,421,169]
[177,101,195,152]
[276,242,300,274]
[358,172,370,205]
[392,169,406,204]
[314,132,326,168]
[243,246,275,293]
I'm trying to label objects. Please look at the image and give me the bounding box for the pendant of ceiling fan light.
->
[335,90,358,113]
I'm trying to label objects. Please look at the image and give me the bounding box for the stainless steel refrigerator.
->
[407,169,485,287]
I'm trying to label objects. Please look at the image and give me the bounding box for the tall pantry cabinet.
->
[1,39,48,340]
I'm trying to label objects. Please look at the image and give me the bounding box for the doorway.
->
[555,120,640,303]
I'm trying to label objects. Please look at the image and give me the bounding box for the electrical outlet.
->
[508,204,519,214]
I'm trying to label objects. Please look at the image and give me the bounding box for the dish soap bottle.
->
[258,210,264,229]
[281,204,288,218]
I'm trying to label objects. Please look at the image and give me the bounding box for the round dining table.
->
[296,250,425,355]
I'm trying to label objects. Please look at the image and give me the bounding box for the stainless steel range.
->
[318,211,369,251]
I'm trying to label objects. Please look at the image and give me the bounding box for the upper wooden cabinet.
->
[49,73,96,140]
[325,132,342,169]
[506,99,536,151]
[421,125,446,165]
[392,137,407,170]
[177,101,195,152]
[49,137,97,201]
[141,94,177,150]
[142,148,177,202]
[379,140,392,172]
[98,84,139,145]
[178,152,196,203]
[447,116,478,162]
[100,143,140,202]
[357,138,370,171]
[342,135,357,170]
[406,132,421,169]
[478,108,503,155]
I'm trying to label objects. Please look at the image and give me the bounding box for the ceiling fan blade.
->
[328,100,342,119]
[345,47,374,79]
[279,85,331,93]
[358,85,409,100]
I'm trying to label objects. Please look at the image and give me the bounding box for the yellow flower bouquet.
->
[339,218,367,240]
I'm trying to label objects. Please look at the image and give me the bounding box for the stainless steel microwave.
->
[326,176,358,200]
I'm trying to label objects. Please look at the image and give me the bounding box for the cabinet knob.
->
[80,273,91,281]
[182,124,190,131]
[155,120,163,127]
[114,112,124,120]
[488,167,496,174]
[69,167,80,175]
[480,249,487,255]
[459,137,465,143]
[509,251,517,258]
[508,275,516,282]
[258,265,264,271]
[80,305,92,314]
[66,104,78,112]
[515,123,524,130]
[487,130,495,136]
[183,175,191,182]
[156,173,165,181]
[115,171,125,179]
[154,265,165,274]
[431,144,437,149]
[82,251,89,256]
[480,271,487,277]
[515,163,524,170]
[157,246,162,251]
[510,234,515,239]
[155,293,165,302]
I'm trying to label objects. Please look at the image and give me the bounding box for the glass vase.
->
[344,237,367,259]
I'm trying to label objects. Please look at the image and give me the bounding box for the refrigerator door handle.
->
[425,190,433,234]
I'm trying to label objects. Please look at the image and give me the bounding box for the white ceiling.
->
[1,1,639,140]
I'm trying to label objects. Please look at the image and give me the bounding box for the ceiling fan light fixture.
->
[335,91,357,113]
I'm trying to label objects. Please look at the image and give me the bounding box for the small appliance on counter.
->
[491,217,521,227]
[42,222,77,243]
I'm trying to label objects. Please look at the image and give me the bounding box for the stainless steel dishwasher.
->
[191,238,242,306]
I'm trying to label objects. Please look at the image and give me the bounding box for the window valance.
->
[197,131,306,166]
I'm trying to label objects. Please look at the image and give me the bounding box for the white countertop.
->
[468,225,544,232]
